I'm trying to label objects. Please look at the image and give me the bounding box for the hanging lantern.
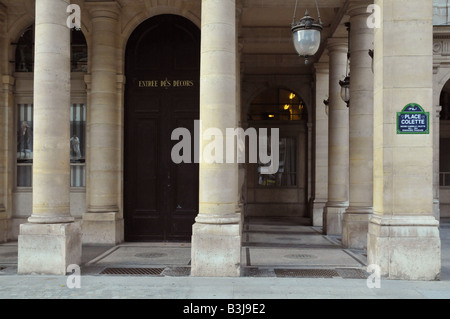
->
[291,0,323,64]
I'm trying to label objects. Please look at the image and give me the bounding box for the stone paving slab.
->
[244,232,337,247]
[246,248,364,268]
[88,246,192,266]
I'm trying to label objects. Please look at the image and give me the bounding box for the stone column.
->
[312,63,329,226]
[342,1,374,249]
[0,75,13,244]
[18,0,81,275]
[82,2,123,244]
[191,0,241,277]
[0,4,7,242]
[368,0,441,280]
[323,39,349,235]
[433,105,441,220]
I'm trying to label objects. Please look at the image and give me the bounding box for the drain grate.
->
[243,268,275,277]
[100,267,165,276]
[275,268,339,278]
[336,268,370,279]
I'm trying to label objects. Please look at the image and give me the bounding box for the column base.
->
[0,219,8,243]
[342,208,372,249]
[82,212,124,245]
[18,222,82,275]
[433,199,440,221]
[312,199,327,227]
[0,209,9,243]
[191,222,241,277]
[323,204,347,235]
[367,214,441,281]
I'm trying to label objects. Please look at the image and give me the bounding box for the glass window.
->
[15,26,88,73]
[15,27,34,72]
[70,103,86,187]
[248,89,306,121]
[16,104,33,187]
[16,104,87,188]
[71,30,88,72]
[258,137,297,187]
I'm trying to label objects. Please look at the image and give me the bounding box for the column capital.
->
[347,0,373,18]
[86,1,121,20]
[314,62,329,74]
[2,75,15,87]
[327,38,348,54]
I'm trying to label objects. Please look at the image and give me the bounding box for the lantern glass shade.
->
[340,86,350,103]
[339,76,351,104]
[292,28,321,57]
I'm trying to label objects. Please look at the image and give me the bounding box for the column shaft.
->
[312,63,329,226]
[18,0,81,275]
[0,6,7,242]
[342,1,374,249]
[368,0,441,280]
[82,4,123,244]
[323,39,349,235]
[29,0,72,223]
[191,0,241,277]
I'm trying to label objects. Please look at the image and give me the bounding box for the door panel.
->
[124,15,200,242]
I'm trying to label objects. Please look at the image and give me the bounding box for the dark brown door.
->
[124,15,200,241]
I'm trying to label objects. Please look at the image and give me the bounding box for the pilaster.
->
[323,38,349,235]
[368,0,441,280]
[312,62,329,226]
[82,1,123,244]
[342,0,374,249]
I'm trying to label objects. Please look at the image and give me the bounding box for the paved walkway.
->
[0,218,449,300]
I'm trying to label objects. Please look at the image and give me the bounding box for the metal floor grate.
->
[100,267,165,276]
[243,267,275,277]
[336,268,370,279]
[275,268,340,278]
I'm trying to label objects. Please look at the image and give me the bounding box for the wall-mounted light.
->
[339,22,351,107]
[323,98,329,116]
[339,75,350,107]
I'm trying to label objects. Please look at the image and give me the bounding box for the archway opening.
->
[245,87,309,222]
[124,14,200,242]
[440,81,450,219]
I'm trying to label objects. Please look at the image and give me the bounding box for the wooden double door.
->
[124,15,200,241]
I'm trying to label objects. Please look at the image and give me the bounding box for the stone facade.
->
[0,0,447,279]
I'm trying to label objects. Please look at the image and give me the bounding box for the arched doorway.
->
[440,80,450,219]
[124,15,200,242]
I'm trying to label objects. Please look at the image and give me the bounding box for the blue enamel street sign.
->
[397,103,429,134]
